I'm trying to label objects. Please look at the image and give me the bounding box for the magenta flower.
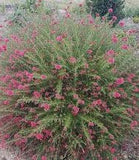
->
[42,103,50,111]
[6,90,14,96]
[88,122,94,127]
[73,94,79,99]
[33,91,41,98]
[41,75,47,80]
[65,12,71,18]
[18,85,25,90]
[110,147,116,153]
[108,8,113,13]
[54,64,62,70]
[107,57,115,64]
[35,133,43,140]
[92,99,102,107]
[111,34,118,43]
[43,129,52,138]
[56,35,63,42]
[130,120,138,129]
[121,44,129,50]
[77,99,85,105]
[115,78,124,85]
[72,106,79,116]
[119,20,125,27]
[41,156,47,160]
[32,155,37,160]
[113,92,121,98]
[3,100,9,105]
[69,57,77,64]
[30,121,37,127]
[106,49,115,56]
[112,16,117,21]
[15,50,25,56]
[0,45,7,52]
[87,50,93,54]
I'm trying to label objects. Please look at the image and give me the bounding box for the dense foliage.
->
[0,8,139,160]
[9,0,54,27]
[86,0,125,24]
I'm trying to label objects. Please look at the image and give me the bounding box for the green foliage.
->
[0,3,6,14]
[8,0,55,27]
[86,0,125,24]
[133,16,139,23]
[124,7,139,17]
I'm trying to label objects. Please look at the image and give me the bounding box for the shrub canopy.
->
[0,10,139,160]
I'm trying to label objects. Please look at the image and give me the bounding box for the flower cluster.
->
[0,10,138,160]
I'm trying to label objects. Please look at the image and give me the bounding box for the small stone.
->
[123,154,128,159]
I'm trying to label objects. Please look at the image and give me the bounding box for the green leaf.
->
[56,80,62,93]
[64,114,72,130]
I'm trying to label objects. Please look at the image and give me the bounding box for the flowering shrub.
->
[0,10,139,160]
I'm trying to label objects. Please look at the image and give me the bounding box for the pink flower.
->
[102,16,106,21]
[106,49,115,56]
[110,147,116,153]
[25,72,33,81]
[121,44,129,50]
[18,85,25,90]
[73,94,79,99]
[35,133,43,140]
[115,78,124,85]
[3,100,10,105]
[112,16,117,21]
[15,50,25,56]
[41,75,47,80]
[69,57,77,64]
[109,134,114,140]
[77,99,85,105]
[128,73,135,79]
[107,57,115,64]
[113,92,121,98]
[33,91,41,98]
[108,8,113,13]
[84,63,89,68]
[88,122,94,127]
[4,38,9,43]
[96,13,100,17]
[87,50,93,54]
[130,121,138,129]
[134,87,139,93]
[119,20,125,27]
[41,156,47,160]
[3,134,10,139]
[112,34,118,43]
[92,99,102,107]
[88,17,94,24]
[113,157,118,160]
[30,121,37,127]
[56,35,63,42]
[65,12,71,18]
[54,64,62,70]
[79,3,83,7]
[42,103,50,111]
[72,106,79,116]
[43,129,52,138]
[55,93,63,99]
[6,90,14,96]
[32,155,37,160]
[0,45,7,52]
